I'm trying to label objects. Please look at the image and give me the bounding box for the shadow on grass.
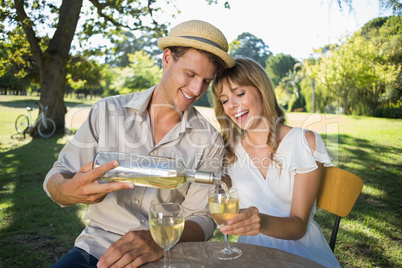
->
[317,134,401,267]
[0,134,87,267]
[0,98,93,109]
[0,131,400,267]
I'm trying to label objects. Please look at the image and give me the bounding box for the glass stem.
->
[223,234,232,253]
[164,249,170,268]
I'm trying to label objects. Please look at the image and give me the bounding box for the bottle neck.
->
[186,169,221,185]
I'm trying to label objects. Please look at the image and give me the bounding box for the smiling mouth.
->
[181,90,195,101]
[234,110,249,122]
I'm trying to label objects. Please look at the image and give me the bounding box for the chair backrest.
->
[316,167,363,251]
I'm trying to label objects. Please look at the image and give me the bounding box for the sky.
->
[156,0,390,60]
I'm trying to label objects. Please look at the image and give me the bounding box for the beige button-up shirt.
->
[44,86,225,259]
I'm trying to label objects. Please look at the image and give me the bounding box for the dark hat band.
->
[180,36,223,50]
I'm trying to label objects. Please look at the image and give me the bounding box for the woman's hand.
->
[220,206,261,236]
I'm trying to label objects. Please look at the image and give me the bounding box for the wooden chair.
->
[316,167,363,252]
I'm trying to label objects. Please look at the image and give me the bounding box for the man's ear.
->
[162,48,173,68]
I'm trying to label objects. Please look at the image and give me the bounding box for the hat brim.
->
[158,36,235,69]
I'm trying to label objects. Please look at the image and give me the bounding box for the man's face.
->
[160,48,217,112]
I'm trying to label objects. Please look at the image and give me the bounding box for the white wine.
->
[209,196,239,226]
[100,176,230,191]
[149,216,184,250]
[208,188,242,260]
[99,176,187,189]
[94,152,222,189]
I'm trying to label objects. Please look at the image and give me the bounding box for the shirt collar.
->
[184,106,205,130]
[123,86,156,118]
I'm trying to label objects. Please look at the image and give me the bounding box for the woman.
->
[211,58,340,267]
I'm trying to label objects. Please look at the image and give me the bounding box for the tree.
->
[265,53,298,88]
[333,0,401,15]
[278,64,306,112]
[313,29,400,115]
[229,32,272,68]
[121,50,162,94]
[313,44,355,115]
[379,0,402,15]
[67,55,104,99]
[98,49,163,97]
[105,32,161,68]
[0,28,39,95]
[3,1,85,135]
[1,0,229,136]
[363,15,402,105]
[352,16,401,115]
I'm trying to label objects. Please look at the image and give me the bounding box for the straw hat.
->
[158,20,235,68]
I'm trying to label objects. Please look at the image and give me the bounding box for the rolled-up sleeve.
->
[43,103,100,203]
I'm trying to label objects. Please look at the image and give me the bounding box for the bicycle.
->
[15,102,57,138]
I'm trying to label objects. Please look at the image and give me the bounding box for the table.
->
[143,241,324,267]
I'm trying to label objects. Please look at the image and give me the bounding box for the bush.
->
[373,101,402,118]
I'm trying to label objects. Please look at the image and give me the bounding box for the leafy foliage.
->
[229,32,272,68]
[379,0,402,15]
[102,50,162,96]
[66,55,104,98]
[0,0,175,135]
[295,15,401,117]
[0,0,231,135]
[104,31,161,68]
[121,50,162,93]
[0,28,40,95]
[266,53,299,88]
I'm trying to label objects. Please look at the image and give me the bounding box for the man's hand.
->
[97,230,164,268]
[47,160,134,206]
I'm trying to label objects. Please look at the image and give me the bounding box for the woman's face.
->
[219,79,266,131]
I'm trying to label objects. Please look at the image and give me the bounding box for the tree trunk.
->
[33,0,83,136]
[370,85,383,116]
[311,78,315,113]
[343,93,348,115]
[15,0,83,137]
[36,57,68,134]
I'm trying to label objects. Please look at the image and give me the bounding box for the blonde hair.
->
[212,58,285,166]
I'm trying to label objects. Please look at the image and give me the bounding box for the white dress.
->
[228,127,341,267]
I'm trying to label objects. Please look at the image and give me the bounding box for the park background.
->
[1,0,401,267]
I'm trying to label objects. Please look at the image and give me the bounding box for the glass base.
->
[213,247,242,260]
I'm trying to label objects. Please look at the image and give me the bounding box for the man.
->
[44,20,235,267]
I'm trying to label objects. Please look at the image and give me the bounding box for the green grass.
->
[1,95,401,267]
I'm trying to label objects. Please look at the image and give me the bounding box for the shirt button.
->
[140,219,145,223]
[135,200,140,204]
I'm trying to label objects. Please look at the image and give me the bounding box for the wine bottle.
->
[92,151,222,189]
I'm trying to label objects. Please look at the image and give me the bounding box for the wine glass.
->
[208,187,242,260]
[149,203,185,268]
